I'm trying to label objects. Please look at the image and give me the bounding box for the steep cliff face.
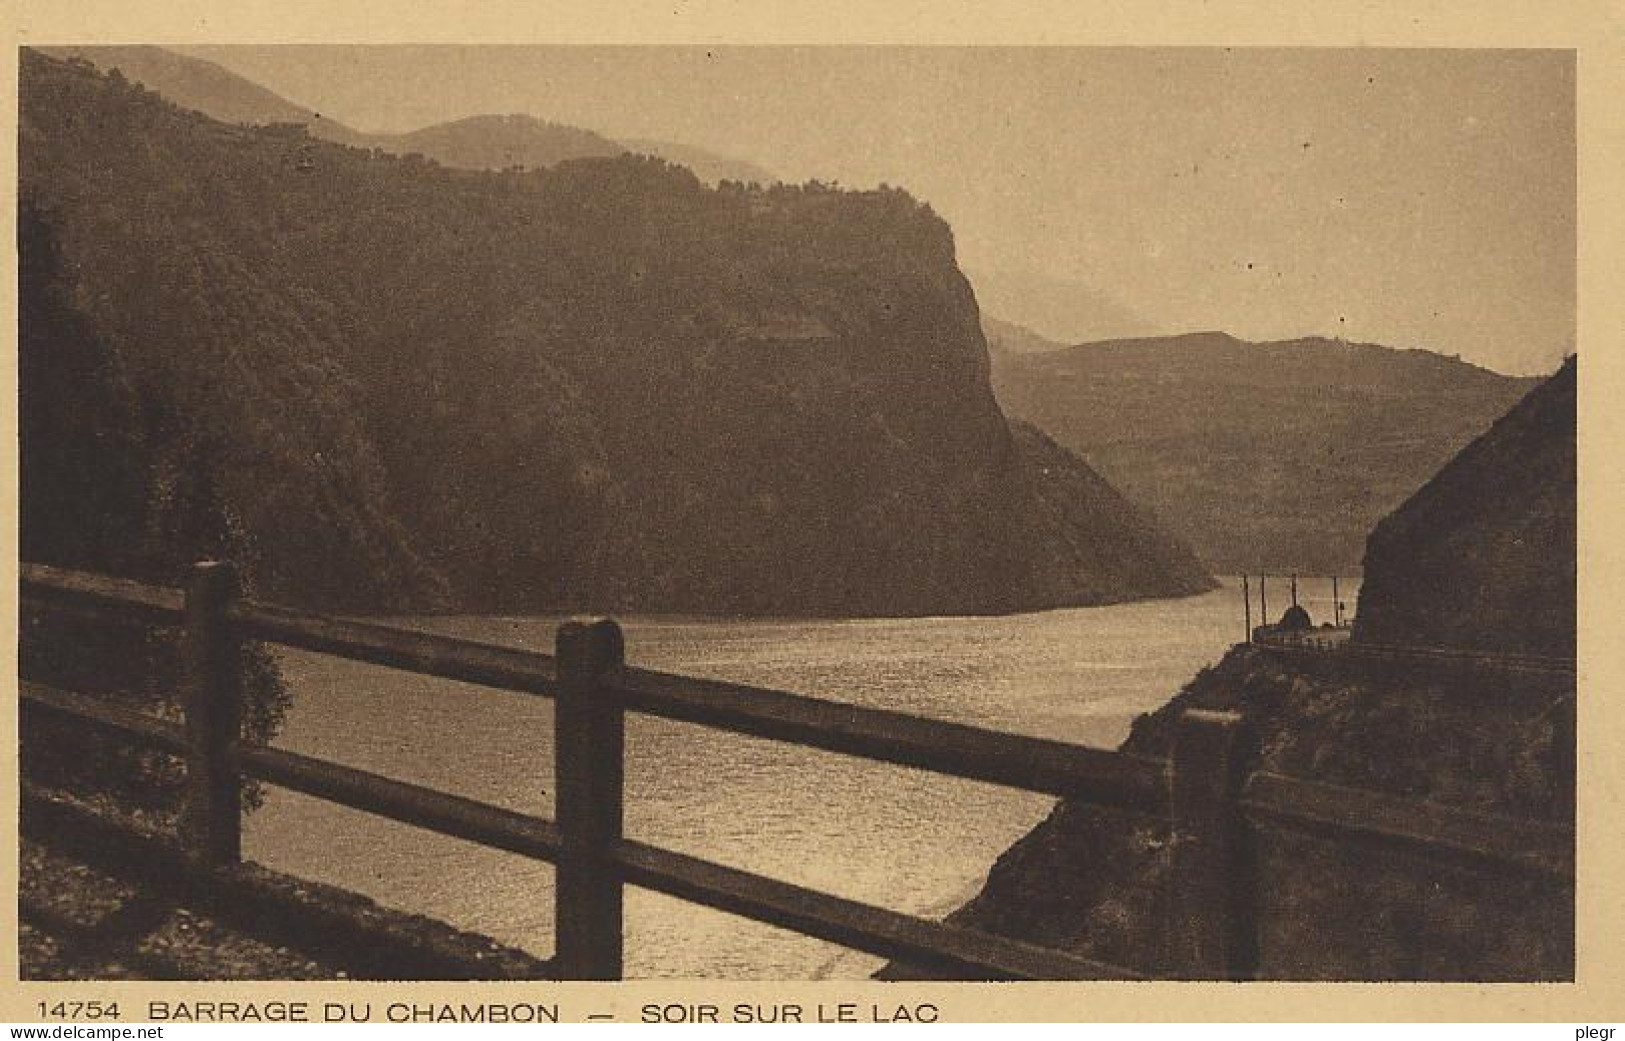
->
[21,51,1211,615]
[914,361,1576,981]
[1355,357,1575,657]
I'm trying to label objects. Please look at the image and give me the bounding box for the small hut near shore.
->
[1277,604,1313,632]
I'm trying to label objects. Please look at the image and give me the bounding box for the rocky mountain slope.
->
[20,49,1212,616]
[1355,357,1575,657]
[990,330,1542,574]
[904,360,1576,980]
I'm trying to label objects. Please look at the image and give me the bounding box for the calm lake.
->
[245,576,1352,978]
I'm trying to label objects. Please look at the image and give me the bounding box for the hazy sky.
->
[186,46,1574,375]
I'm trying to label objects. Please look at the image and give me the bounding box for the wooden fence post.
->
[1167,708,1252,980]
[554,617,627,980]
[182,560,243,866]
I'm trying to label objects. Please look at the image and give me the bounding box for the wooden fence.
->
[18,561,1575,980]
[1253,628,1578,677]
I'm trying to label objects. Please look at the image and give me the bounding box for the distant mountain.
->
[40,46,369,145]
[385,114,622,170]
[982,315,1070,356]
[991,331,1543,574]
[1356,357,1575,657]
[620,138,777,186]
[47,46,623,169]
[50,46,773,184]
[21,50,1213,616]
[967,267,1160,345]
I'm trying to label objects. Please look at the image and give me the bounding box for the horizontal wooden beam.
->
[610,665,1169,811]
[19,563,1168,811]
[1352,641,1576,671]
[612,837,1139,981]
[235,744,563,864]
[237,742,1135,978]
[229,601,560,698]
[21,562,185,620]
[1242,771,1573,880]
[20,680,191,753]
[1256,637,1576,677]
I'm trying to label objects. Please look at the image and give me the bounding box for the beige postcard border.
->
[2,0,1619,1023]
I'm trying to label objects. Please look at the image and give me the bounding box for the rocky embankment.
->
[900,360,1576,981]
[917,645,1572,980]
[1356,357,1575,658]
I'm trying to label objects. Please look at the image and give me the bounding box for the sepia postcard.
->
[3,0,1621,1025]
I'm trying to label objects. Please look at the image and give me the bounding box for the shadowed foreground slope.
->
[894,360,1575,981]
[1355,357,1575,658]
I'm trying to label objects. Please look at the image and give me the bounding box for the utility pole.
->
[1259,574,1268,628]
[1242,575,1252,641]
[1332,575,1341,627]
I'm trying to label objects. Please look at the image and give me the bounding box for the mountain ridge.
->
[44,45,776,184]
[990,329,1543,573]
[40,46,371,144]
[21,49,1213,616]
[965,266,1160,346]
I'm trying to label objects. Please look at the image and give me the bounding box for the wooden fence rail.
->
[1253,628,1577,677]
[18,561,1574,981]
